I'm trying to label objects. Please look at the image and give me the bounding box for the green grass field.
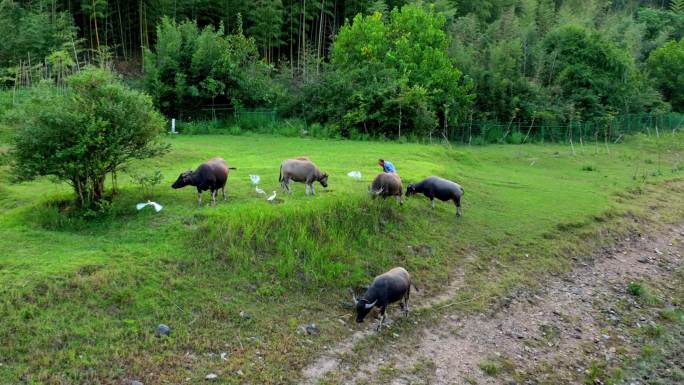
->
[1,132,684,384]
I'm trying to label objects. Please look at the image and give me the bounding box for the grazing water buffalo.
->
[172,157,235,206]
[279,158,328,195]
[369,172,403,204]
[352,267,413,330]
[406,176,464,217]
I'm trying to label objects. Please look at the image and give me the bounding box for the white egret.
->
[136,200,163,212]
[347,171,362,180]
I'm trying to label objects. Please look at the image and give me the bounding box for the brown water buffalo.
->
[369,172,403,204]
[172,157,235,206]
[279,158,328,195]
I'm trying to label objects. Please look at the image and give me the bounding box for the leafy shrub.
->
[648,38,684,111]
[509,131,524,144]
[479,360,499,376]
[229,125,242,135]
[178,120,225,135]
[628,282,646,297]
[300,4,473,138]
[127,169,163,198]
[7,68,168,208]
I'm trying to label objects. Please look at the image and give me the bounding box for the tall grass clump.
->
[193,196,413,289]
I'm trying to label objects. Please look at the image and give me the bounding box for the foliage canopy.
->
[301,4,473,138]
[647,38,684,111]
[143,17,281,118]
[8,68,168,208]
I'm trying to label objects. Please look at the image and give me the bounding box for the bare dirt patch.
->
[301,224,684,385]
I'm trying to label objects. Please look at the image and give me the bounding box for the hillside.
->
[1,133,683,383]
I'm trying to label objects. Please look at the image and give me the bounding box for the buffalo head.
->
[352,292,377,323]
[172,170,193,189]
[319,173,329,187]
[405,184,417,196]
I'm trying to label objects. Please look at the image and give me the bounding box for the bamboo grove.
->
[2,0,684,139]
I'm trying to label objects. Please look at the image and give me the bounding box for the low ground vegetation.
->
[1,127,683,383]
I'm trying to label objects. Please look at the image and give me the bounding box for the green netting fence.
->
[445,112,684,144]
[181,104,278,128]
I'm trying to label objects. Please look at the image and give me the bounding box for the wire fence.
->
[178,104,278,129]
[444,112,684,144]
[4,85,683,144]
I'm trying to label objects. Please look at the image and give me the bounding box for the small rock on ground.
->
[155,324,171,337]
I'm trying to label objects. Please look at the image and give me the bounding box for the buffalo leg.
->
[221,186,226,201]
[396,195,403,205]
[377,306,387,331]
[305,183,310,196]
[431,198,435,209]
[311,183,316,195]
[404,286,411,315]
[211,190,217,206]
[197,190,203,207]
[455,197,462,217]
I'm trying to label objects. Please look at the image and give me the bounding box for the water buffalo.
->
[406,176,464,217]
[352,267,413,330]
[279,158,328,195]
[172,157,235,206]
[369,172,403,204]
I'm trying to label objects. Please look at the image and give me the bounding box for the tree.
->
[647,38,684,110]
[8,68,168,208]
[0,1,78,68]
[144,17,280,118]
[248,0,285,64]
[312,4,473,137]
[541,25,643,121]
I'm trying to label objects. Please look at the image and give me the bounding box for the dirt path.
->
[301,223,684,385]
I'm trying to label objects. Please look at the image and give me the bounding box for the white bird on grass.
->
[267,191,277,201]
[136,200,163,212]
[249,174,261,185]
[347,171,362,180]
[256,186,266,195]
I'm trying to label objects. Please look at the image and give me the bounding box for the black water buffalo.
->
[172,157,235,206]
[368,172,403,204]
[406,176,464,217]
[352,267,413,330]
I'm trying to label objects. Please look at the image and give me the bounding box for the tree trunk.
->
[316,0,324,75]
[117,1,127,60]
[92,175,106,204]
[140,0,144,71]
[92,0,101,50]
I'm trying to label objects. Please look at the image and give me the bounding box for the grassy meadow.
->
[1,131,684,384]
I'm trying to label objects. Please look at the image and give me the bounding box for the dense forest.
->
[2,0,684,138]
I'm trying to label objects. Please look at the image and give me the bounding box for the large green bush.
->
[300,3,473,138]
[8,68,168,208]
[541,24,660,121]
[0,1,78,68]
[143,17,281,118]
[647,38,684,111]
